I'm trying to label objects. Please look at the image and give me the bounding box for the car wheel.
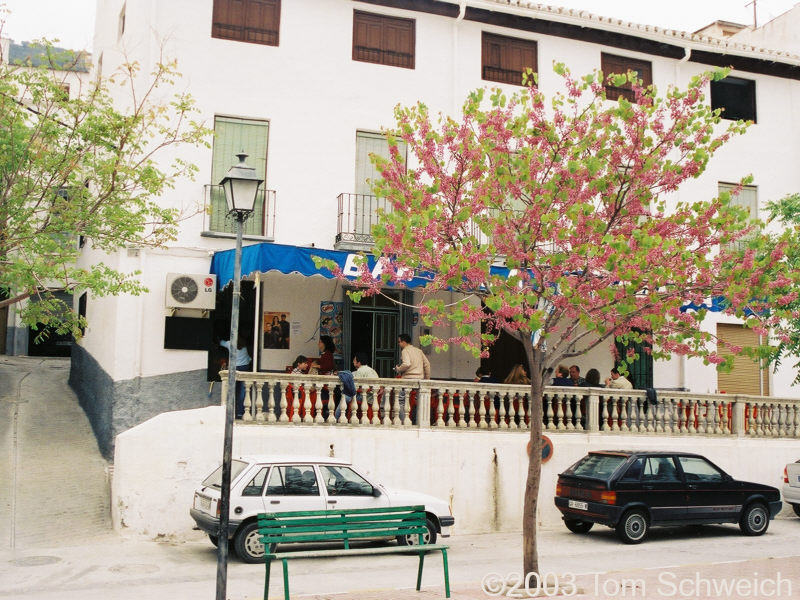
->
[616,509,648,544]
[233,521,272,563]
[397,517,437,546]
[792,504,800,518]
[564,519,593,534]
[208,534,219,547]
[740,503,769,536]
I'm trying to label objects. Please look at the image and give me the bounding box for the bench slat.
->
[268,544,449,560]
[261,504,425,518]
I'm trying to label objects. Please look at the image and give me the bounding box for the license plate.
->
[568,500,588,511]
[196,494,211,510]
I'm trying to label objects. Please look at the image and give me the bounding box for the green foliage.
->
[0,41,211,339]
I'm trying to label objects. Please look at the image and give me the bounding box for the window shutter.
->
[716,324,769,396]
[210,116,269,235]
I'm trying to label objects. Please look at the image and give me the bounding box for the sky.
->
[0,0,798,51]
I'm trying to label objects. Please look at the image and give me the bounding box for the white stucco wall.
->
[112,406,800,540]
[82,0,800,395]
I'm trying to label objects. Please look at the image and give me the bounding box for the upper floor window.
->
[481,32,537,86]
[209,116,269,236]
[212,0,280,46]
[711,76,756,122]
[352,10,415,69]
[601,53,652,103]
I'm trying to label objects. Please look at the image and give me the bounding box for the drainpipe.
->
[676,45,691,393]
[452,1,466,115]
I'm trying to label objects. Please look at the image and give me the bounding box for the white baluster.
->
[257,384,268,423]
[488,394,498,429]
[279,383,289,423]
[600,397,610,432]
[498,394,508,430]
[242,381,253,422]
[478,393,487,429]
[507,394,517,430]
[546,395,556,431]
[556,396,565,431]
[573,396,582,431]
[619,397,629,432]
[686,399,696,434]
[447,392,457,428]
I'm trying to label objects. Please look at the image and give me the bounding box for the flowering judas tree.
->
[330,65,797,574]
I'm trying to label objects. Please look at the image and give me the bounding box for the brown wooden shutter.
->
[601,53,652,102]
[212,0,280,46]
[717,324,769,396]
[353,11,415,69]
[482,32,537,86]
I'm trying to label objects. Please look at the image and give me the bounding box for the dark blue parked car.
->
[554,450,781,544]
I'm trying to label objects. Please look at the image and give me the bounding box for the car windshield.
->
[201,460,249,489]
[568,454,628,479]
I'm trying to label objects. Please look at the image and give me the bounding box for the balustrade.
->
[219,371,800,439]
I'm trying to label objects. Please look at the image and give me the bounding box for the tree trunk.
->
[522,337,543,576]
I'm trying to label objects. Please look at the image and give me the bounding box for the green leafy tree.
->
[326,66,798,574]
[0,37,210,339]
[764,193,800,383]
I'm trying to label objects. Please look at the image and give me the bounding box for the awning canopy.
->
[210,242,448,290]
[210,243,730,314]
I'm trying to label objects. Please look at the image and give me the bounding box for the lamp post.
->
[216,152,263,600]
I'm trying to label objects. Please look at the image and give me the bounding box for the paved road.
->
[2,519,799,599]
[0,357,111,552]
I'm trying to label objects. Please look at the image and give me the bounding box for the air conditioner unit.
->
[165,273,217,310]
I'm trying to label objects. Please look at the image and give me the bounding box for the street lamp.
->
[216,152,263,600]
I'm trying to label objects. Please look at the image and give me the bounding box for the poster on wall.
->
[319,301,343,360]
[263,311,291,349]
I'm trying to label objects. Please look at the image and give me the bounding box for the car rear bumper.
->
[782,484,800,506]
[768,499,783,517]
[189,508,241,539]
[554,496,623,526]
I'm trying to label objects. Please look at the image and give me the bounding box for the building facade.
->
[57,0,800,456]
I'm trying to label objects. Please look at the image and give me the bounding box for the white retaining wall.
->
[112,406,800,539]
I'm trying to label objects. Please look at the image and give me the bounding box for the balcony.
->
[202,184,276,239]
[334,192,393,250]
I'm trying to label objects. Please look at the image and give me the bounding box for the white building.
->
[43,0,800,456]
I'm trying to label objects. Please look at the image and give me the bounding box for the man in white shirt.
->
[606,367,634,389]
[352,352,379,379]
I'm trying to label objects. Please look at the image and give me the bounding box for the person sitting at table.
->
[551,364,572,386]
[291,355,309,374]
[606,367,633,389]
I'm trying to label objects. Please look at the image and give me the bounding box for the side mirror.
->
[372,486,382,498]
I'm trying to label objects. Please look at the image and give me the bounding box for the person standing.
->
[219,335,252,419]
[606,367,634,389]
[394,333,430,379]
[394,333,430,425]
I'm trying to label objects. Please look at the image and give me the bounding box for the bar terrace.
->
[224,372,800,438]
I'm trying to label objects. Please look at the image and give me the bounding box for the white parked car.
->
[189,455,455,563]
[782,459,800,517]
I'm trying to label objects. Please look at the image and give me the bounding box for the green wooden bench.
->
[257,504,450,600]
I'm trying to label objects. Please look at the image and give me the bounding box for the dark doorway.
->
[484,329,527,383]
[350,308,399,377]
[209,280,256,381]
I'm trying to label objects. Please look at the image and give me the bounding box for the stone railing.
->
[221,371,800,438]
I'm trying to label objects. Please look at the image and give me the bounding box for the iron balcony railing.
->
[335,192,391,248]
[204,184,276,238]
